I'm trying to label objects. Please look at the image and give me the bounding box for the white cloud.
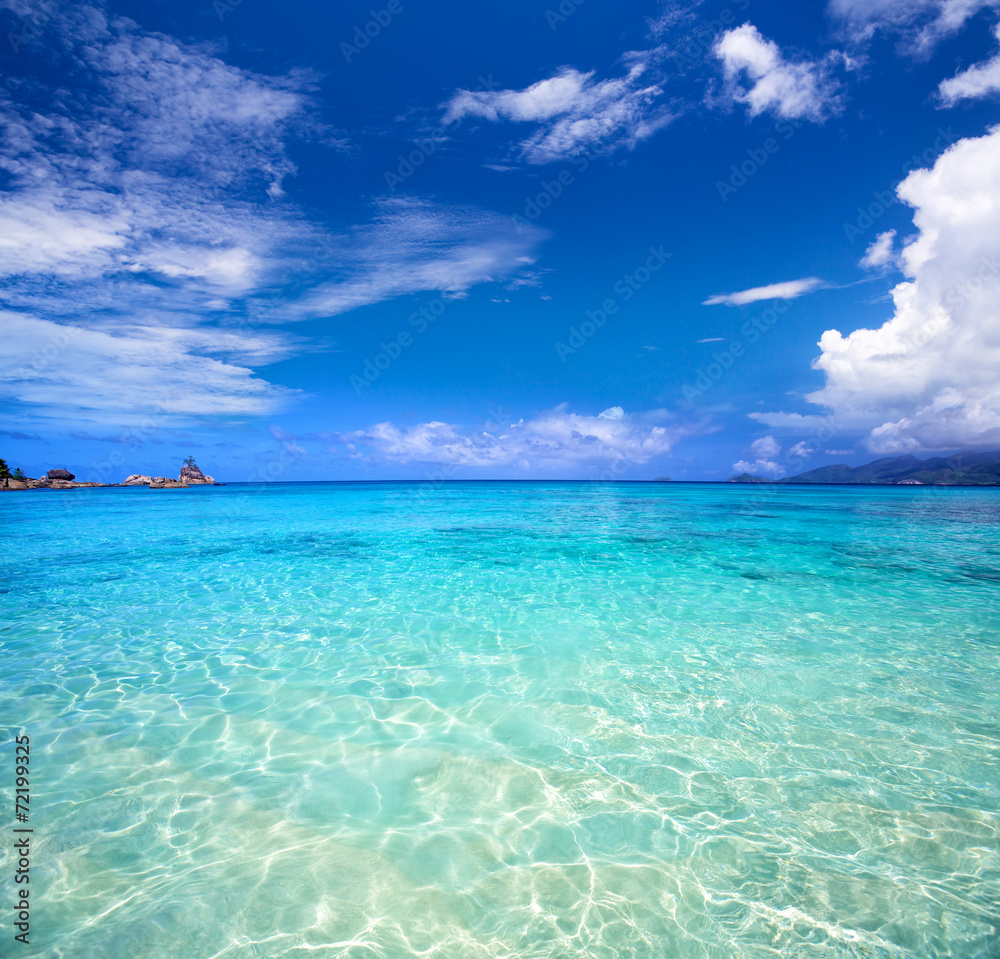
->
[828,0,999,51]
[0,3,322,423]
[860,229,899,269]
[753,435,781,458]
[0,15,313,282]
[0,311,298,426]
[444,69,593,124]
[0,5,313,286]
[293,198,546,318]
[0,192,130,278]
[330,406,693,472]
[748,411,836,431]
[788,440,812,458]
[733,435,786,477]
[938,24,1000,104]
[598,405,626,420]
[703,277,825,306]
[714,24,842,121]
[442,58,674,164]
[731,459,784,477]
[0,3,549,427]
[755,127,1000,452]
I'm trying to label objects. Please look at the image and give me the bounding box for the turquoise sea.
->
[1,482,999,958]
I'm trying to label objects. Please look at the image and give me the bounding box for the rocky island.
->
[0,457,218,491]
[123,461,217,489]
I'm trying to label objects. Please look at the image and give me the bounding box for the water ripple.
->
[2,483,998,957]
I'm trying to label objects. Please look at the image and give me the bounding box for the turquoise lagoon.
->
[1,482,999,957]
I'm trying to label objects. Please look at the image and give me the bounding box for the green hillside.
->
[781,450,1000,485]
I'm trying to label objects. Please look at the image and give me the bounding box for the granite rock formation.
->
[179,464,215,485]
[2,461,219,491]
[149,477,189,489]
[1,475,109,491]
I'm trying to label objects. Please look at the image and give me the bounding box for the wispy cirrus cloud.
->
[827,0,999,53]
[0,1,551,428]
[442,55,675,164]
[290,198,547,319]
[938,23,1000,104]
[703,277,825,306]
[0,2,316,285]
[0,0,320,425]
[1,311,300,427]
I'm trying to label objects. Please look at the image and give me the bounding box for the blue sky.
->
[2,0,1000,481]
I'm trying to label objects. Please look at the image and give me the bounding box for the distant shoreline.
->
[1,464,217,492]
[6,479,998,492]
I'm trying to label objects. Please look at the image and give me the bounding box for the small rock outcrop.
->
[47,468,75,481]
[150,477,189,489]
[120,466,215,488]
[179,464,214,485]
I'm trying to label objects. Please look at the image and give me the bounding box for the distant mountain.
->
[780,450,1000,486]
[727,472,770,483]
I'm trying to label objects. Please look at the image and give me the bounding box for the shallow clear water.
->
[1,481,999,958]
